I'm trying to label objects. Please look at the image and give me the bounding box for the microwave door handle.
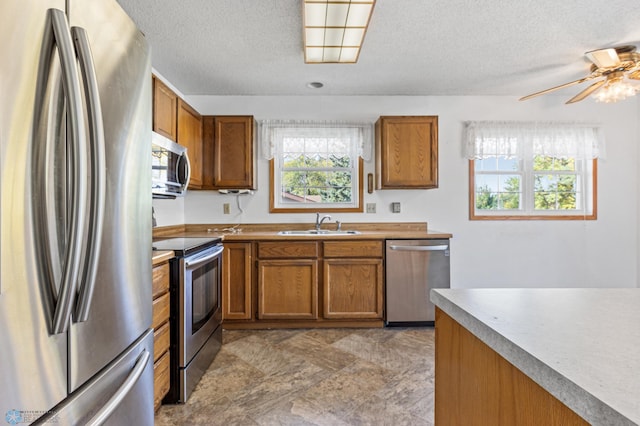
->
[71,26,106,322]
[185,246,223,269]
[32,9,87,335]
[179,151,191,191]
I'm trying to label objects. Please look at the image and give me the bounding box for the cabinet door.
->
[258,259,318,319]
[223,242,253,320]
[213,116,255,189]
[178,99,203,188]
[376,116,438,189]
[323,259,383,319]
[152,77,177,141]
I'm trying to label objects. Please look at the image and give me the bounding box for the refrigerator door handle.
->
[85,349,151,426]
[32,9,88,335]
[71,26,106,323]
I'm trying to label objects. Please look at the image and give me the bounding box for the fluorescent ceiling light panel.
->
[303,0,376,64]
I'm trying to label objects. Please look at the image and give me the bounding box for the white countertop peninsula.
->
[430,288,640,425]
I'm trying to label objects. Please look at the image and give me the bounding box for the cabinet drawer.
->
[258,242,318,258]
[152,262,170,299]
[153,351,170,411]
[323,241,383,258]
[152,292,170,331]
[153,321,170,363]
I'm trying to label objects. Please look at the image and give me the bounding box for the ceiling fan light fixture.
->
[303,0,376,64]
[593,77,639,103]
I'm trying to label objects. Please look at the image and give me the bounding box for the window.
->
[260,121,372,213]
[465,122,602,220]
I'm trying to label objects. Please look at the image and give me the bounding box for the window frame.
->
[469,158,598,221]
[269,151,364,214]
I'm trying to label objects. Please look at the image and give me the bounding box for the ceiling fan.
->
[519,45,640,104]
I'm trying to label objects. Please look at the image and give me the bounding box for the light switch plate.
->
[391,202,401,213]
[366,203,376,213]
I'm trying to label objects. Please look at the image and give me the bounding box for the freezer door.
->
[33,330,155,426]
[66,0,152,392]
[0,0,70,419]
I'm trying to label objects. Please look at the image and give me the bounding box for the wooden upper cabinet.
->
[177,99,203,189]
[202,116,255,190]
[152,77,178,141]
[375,116,438,189]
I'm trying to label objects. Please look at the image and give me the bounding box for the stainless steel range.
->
[152,237,223,403]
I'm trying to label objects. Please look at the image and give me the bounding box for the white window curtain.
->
[259,120,374,161]
[463,121,605,160]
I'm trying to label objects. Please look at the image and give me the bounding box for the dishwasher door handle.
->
[389,244,449,252]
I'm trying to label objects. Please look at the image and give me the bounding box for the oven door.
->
[179,244,223,367]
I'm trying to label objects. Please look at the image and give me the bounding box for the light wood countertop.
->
[153,222,452,241]
[152,250,174,266]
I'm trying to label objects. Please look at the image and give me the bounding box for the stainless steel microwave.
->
[152,132,190,198]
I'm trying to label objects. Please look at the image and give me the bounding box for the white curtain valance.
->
[259,120,374,161]
[463,121,605,160]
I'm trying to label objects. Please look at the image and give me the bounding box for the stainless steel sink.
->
[277,230,361,236]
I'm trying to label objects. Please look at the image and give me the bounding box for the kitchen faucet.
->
[315,212,332,231]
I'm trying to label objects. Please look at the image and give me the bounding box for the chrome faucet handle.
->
[336,220,342,231]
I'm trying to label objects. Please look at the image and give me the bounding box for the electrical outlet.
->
[366,203,376,213]
[223,203,230,214]
[391,202,401,213]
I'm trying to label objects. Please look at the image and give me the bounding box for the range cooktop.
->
[152,237,222,256]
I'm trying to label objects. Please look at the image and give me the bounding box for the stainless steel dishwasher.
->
[386,239,450,326]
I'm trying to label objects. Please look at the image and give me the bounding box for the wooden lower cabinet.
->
[323,240,383,319]
[223,242,253,320]
[152,257,172,411]
[323,258,383,319]
[222,240,384,328]
[435,308,588,425]
[153,352,170,411]
[258,259,318,319]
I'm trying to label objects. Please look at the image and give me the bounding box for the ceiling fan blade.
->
[565,80,606,104]
[519,77,591,101]
[628,69,640,80]
[585,48,620,68]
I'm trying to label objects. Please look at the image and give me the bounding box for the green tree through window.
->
[282,153,353,203]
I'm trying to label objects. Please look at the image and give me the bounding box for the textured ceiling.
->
[116,0,640,97]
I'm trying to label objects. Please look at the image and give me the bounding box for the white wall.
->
[154,94,639,289]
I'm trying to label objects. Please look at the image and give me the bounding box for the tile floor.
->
[155,327,435,426]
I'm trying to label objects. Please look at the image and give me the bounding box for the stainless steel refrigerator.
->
[1,0,153,424]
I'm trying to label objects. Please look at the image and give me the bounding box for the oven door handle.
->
[185,245,223,269]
